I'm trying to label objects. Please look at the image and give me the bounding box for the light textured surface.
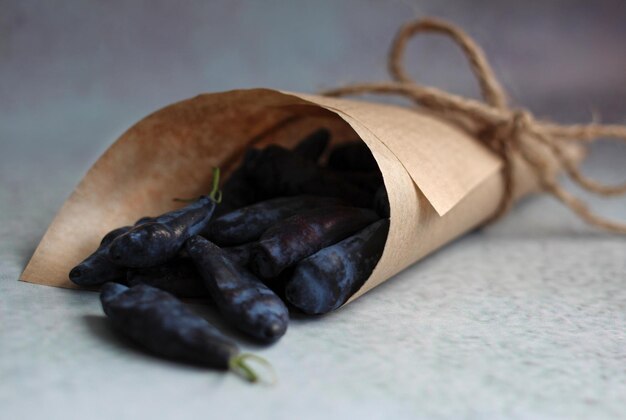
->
[1,1,626,419]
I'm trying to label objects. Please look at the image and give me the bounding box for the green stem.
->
[228,353,276,384]
[209,167,222,203]
[172,167,222,203]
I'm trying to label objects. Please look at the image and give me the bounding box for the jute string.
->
[322,18,626,233]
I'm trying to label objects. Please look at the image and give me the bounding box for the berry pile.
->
[70,129,390,381]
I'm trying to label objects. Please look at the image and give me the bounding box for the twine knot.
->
[322,18,626,234]
[487,109,529,152]
[509,110,532,133]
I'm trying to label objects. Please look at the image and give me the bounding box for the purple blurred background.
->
[3,1,625,145]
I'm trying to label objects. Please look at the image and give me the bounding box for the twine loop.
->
[322,18,626,234]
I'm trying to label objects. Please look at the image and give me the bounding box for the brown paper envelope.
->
[20,88,550,304]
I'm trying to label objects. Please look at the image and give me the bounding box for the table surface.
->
[2,1,626,419]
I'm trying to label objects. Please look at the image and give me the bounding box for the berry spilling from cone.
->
[70,128,390,381]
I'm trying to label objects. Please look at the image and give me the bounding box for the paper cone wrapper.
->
[21,88,558,305]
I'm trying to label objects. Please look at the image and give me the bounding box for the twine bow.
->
[322,18,626,233]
